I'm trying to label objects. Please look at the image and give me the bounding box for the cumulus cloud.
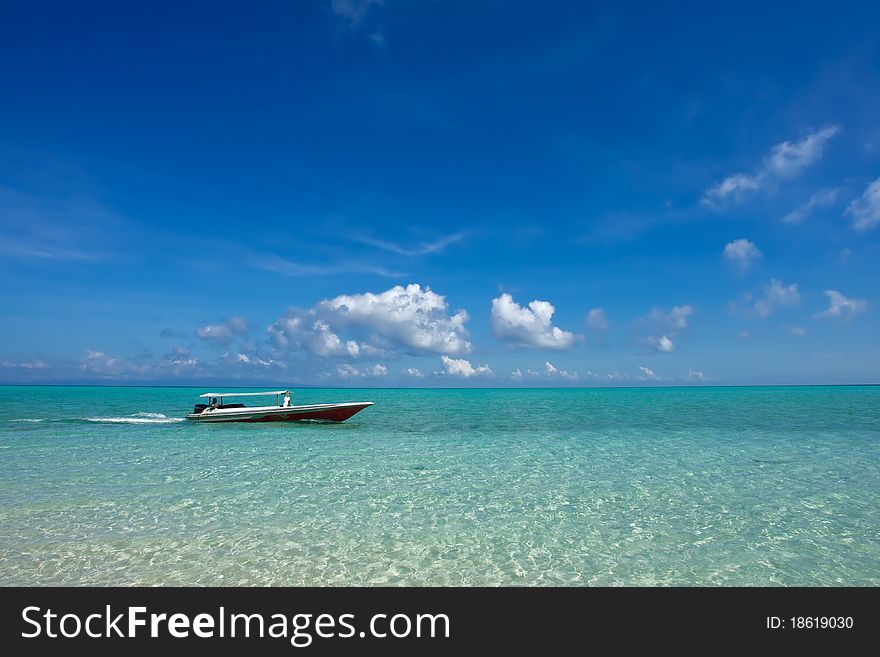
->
[269,315,377,358]
[322,284,471,354]
[755,279,800,317]
[723,238,762,272]
[702,126,840,207]
[585,308,609,331]
[813,290,867,319]
[782,188,839,225]
[490,293,575,349]
[270,283,472,358]
[845,178,880,232]
[440,355,492,378]
[197,316,248,344]
[511,368,523,381]
[309,320,372,357]
[405,367,424,378]
[649,335,675,352]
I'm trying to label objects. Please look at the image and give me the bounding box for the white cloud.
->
[647,305,694,332]
[336,362,388,380]
[276,317,377,358]
[511,368,523,381]
[197,316,247,344]
[585,308,609,331]
[311,320,370,357]
[440,355,492,378]
[322,284,471,354]
[764,125,840,178]
[2,359,48,369]
[702,126,840,207]
[649,335,675,352]
[641,305,693,354]
[405,367,424,378]
[723,238,762,271]
[682,368,706,381]
[813,290,867,320]
[79,349,151,377]
[638,365,660,380]
[270,283,472,357]
[490,293,575,349]
[702,173,760,206]
[845,178,880,232]
[545,361,579,381]
[235,352,275,367]
[755,278,800,317]
[787,326,808,337]
[782,188,839,225]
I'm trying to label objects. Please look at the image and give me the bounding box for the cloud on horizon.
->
[270,283,472,358]
[439,355,492,378]
[490,293,576,350]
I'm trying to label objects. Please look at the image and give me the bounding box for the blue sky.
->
[1,0,879,386]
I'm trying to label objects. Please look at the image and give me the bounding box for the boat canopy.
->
[199,390,289,398]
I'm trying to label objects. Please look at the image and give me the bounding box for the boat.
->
[185,390,374,423]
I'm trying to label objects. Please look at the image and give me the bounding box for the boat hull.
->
[185,402,373,423]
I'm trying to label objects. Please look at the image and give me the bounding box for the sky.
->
[1,0,879,386]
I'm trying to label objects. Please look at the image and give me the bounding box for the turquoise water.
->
[0,385,878,586]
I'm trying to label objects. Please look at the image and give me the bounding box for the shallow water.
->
[0,385,878,585]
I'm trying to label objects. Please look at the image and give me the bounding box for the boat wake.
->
[84,412,185,424]
[11,418,45,423]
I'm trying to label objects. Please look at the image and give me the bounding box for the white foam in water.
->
[11,419,45,423]
[85,412,184,424]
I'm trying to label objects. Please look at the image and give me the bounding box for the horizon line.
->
[0,382,878,390]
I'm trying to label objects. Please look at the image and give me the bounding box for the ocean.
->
[1,385,877,586]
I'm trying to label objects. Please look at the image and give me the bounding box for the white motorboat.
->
[185,390,373,423]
